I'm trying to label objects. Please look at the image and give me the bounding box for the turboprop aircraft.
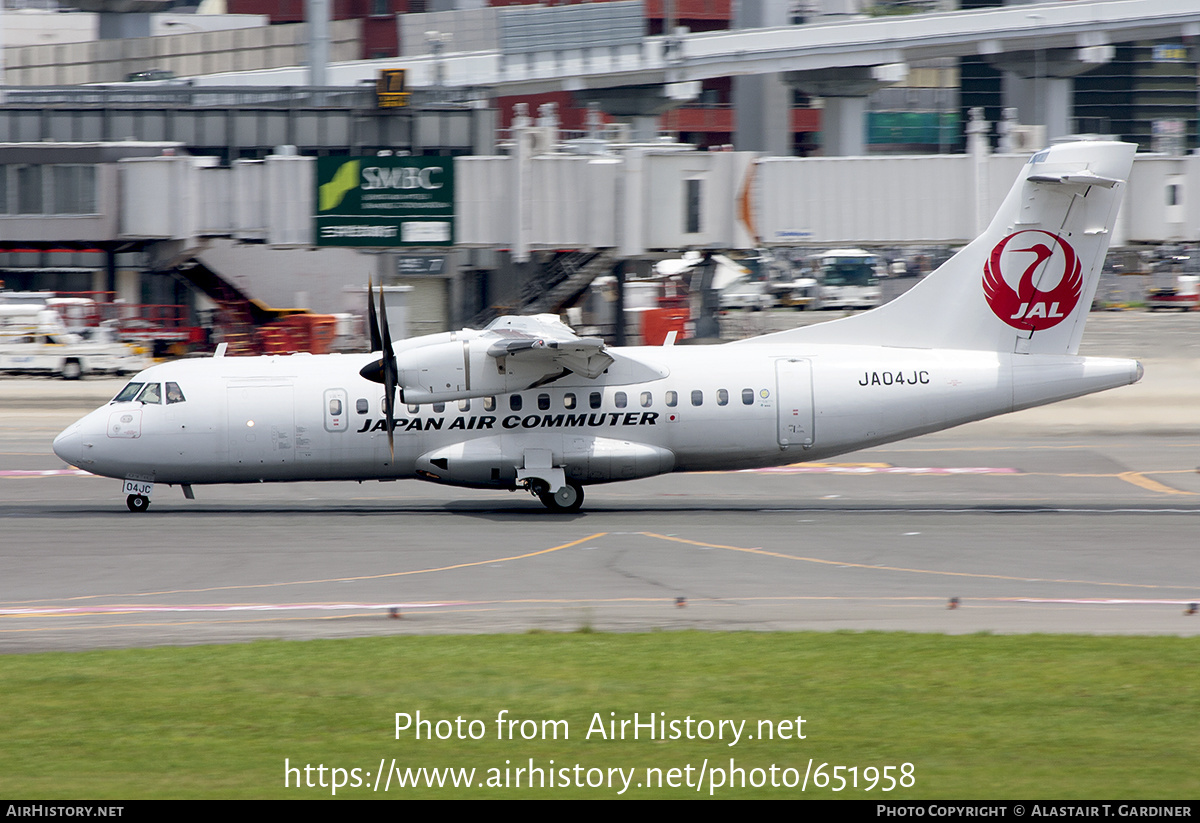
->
[54,140,1142,512]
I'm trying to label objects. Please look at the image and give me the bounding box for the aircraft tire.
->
[540,481,584,513]
[126,494,150,513]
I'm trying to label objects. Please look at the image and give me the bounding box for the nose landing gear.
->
[126,494,150,513]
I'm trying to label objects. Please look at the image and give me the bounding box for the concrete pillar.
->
[988,47,1111,143]
[1002,73,1075,141]
[306,0,330,88]
[821,97,869,158]
[785,66,892,156]
[733,0,792,156]
[734,75,792,155]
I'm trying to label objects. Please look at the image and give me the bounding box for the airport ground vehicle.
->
[0,306,150,379]
[810,249,884,310]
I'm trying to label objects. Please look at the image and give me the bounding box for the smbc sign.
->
[315,157,454,247]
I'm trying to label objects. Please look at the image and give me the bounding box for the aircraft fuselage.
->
[53,343,1139,491]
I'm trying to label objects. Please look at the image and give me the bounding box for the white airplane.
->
[54,141,1142,513]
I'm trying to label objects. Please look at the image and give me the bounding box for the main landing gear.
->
[529,480,584,512]
[126,494,150,513]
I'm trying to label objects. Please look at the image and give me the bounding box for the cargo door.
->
[227,383,295,468]
[775,358,814,447]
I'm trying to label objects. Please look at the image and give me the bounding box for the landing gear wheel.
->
[538,481,584,513]
[126,494,150,513]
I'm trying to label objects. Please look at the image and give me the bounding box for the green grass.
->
[2,632,1198,798]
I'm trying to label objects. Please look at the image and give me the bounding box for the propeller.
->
[366,276,382,353]
[359,279,400,460]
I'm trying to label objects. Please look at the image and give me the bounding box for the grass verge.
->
[2,631,1197,799]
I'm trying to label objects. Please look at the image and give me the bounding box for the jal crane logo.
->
[982,230,1082,331]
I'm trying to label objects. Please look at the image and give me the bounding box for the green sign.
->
[315,156,454,247]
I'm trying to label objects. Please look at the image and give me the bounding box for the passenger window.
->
[666,391,678,407]
[614,392,627,409]
[641,391,652,408]
[691,390,703,407]
[136,383,162,404]
[356,398,369,414]
[113,382,143,402]
[329,398,343,416]
[589,392,602,409]
[166,382,186,404]
[484,396,496,412]
[564,393,576,409]
[742,388,754,405]
[432,402,445,413]
[458,398,471,412]
[510,395,522,411]
[538,393,550,411]
[717,389,729,406]
[407,403,420,414]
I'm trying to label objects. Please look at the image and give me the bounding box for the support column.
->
[733,0,792,156]
[821,97,869,158]
[785,66,896,156]
[988,47,1111,143]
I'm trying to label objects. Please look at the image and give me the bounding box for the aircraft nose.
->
[53,422,82,466]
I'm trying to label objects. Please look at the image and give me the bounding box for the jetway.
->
[114,145,1200,257]
[8,136,1200,327]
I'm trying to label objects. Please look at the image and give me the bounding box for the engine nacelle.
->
[395,335,568,404]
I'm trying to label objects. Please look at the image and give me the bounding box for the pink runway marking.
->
[745,466,1021,475]
[0,469,95,477]
[0,602,468,617]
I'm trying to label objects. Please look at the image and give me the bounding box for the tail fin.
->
[742,141,1136,355]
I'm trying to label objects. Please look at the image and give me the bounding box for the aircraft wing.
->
[484,314,613,379]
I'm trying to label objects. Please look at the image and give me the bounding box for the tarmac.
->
[1,311,1197,652]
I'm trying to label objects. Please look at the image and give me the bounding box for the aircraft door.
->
[775,358,814,447]
[227,384,295,468]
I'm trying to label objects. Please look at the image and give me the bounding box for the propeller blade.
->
[366,277,382,352]
[379,285,398,461]
[383,361,397,462]
[358,282,400,460]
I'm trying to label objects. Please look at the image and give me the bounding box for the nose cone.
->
[53,422,82,466]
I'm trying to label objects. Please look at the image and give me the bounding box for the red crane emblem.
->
[982,230,1082,331]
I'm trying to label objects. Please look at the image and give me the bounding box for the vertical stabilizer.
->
[739,141,1136,355]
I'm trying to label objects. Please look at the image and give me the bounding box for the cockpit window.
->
[166,382,186,404]
[113,382,144,403]
[136,383,162,404]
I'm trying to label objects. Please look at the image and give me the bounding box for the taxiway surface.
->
[2,314,1198,651]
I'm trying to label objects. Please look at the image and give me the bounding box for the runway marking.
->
[3,595,1195,636]
[697,461,1021,475]
[872,443,1200,452]
[1114,471,1196,496]
[639,532,1189,590]
[0,602,462,617]
[734,465,1021,475]
[705,462,1196,494]
[1012,598,1200,605]
[0,469,95,477]
[0,532,607,607]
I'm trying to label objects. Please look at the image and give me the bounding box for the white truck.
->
[0,305,150,379]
